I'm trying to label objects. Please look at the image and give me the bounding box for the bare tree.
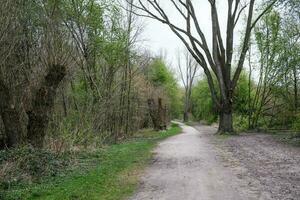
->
[126,0,278,133]
[177,49,198,122]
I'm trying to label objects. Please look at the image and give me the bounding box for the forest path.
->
[129,123,262,200]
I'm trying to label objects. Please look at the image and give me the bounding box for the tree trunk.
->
[183,93,189,122]
[27,64,66,148]
[0,115,5,149]
[218,111,233,134]
[183,112,189,122]
[218,101,234,134]
[293,65,298,111]
[0,80,26,148]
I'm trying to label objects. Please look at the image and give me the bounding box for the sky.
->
[138,1,245,81]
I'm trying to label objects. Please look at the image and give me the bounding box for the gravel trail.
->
[204,126,300,200]
[130,124,273,200]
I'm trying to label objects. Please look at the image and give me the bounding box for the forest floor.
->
[130,123,300,200]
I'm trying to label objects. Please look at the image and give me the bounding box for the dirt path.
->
[130,124,300,200]
[130,124,266,200]
[205,126,300,200]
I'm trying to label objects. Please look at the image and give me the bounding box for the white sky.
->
[138,1,246,81]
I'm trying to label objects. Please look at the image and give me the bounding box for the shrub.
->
[233,115,249,132]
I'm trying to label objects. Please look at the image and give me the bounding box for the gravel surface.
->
[203,126,300,200]
[130,123,274,200]
[130,123,300,200]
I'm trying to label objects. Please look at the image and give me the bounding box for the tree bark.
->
[0,80,26,148]
[293,65,298,111]
[27,64,66,148]
[218,103,234,134]
[183,111,189,122]
[183,94,189,122]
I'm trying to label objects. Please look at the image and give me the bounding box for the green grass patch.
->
[1,125,181,200]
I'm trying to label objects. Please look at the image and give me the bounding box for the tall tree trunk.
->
[183,93,189,122]
[183,112,189,122]
[218,112,233,133]
[293,65,298,111]
[0,115,5,149]
[0,80,26,148]
[218,99,233,133]
[27,64,66,148]
[125,73,132,135]
[248,47,253,129]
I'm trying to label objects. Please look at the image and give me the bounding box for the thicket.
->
[0,0,181,150]
[191,73,250,129]
[190,5,299,132]
[0,1,182,197]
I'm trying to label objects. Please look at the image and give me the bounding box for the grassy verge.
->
[1,124,181,200]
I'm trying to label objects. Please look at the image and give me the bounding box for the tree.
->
[191,72,252,126]
[0,0,72,148]
[0,0,27,148]
[147,58,182,119]
[177,49,198,122]
[127,0,278,133]
[246,5,299,129]
[249,11,282,128]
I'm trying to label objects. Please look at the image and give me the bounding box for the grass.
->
[1,124,181,200]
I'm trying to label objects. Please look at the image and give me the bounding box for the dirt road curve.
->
[130,123,300,200]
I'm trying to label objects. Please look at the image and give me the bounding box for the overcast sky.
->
[138,1,245,80]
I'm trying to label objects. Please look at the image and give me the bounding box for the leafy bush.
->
[191,72,253,127]
[191,78,218,124]
[148,59,183,118]
[233,115,249,132]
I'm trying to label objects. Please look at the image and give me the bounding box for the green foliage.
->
[148,59,172,86]
[191,72,253,128]
[233,115,249,132]
[148,59,183,118]
[234,73,252,115]
[250,9,300,130]
[191,78,217,124]
[292,114,300,132]
[1,125,181,200]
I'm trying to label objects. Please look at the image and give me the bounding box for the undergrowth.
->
[0,123,181,200]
